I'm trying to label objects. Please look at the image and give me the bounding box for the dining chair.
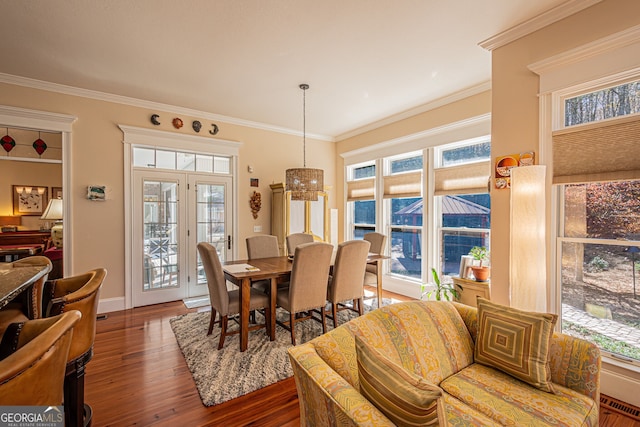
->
[326,239,371,328]
[197,242,271,350]
[363,232,387,288]
[276,242,333,345]
[0,310,80,406]
[246,235,288,293]
[285,233,314,256]
[43,267,107,427]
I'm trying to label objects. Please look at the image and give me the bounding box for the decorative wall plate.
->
[172,118,184,129]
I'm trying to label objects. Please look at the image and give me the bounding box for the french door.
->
[132,170,232,307]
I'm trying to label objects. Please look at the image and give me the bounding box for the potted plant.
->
[469,246,490,282]
[421,268,460,301]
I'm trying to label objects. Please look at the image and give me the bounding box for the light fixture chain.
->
[302,84,307,167]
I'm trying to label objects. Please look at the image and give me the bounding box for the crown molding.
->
[335,81,491,142]
[528,24,640,75]
[0,72,334,142]
[479,0,602,51]
[0,104,77,132]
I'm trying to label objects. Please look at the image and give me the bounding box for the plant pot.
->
[470,266,490,282]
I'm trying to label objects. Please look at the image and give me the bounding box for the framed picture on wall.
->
[13,185,49,216]
[51,187,63,199]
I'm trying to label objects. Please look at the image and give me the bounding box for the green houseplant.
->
[421,268,460,301]
[469,246,490,282]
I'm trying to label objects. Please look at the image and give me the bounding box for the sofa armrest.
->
[288,343,395,427]
[548,332,601,402]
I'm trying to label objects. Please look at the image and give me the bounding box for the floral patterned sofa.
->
[288,300,601,426]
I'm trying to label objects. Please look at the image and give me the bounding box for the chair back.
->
[44,268,107,362]
[363,232,387,255]
[286,233,314,255]
[288,242,333,312]
[329,240,371,302]
[246,235,279,259]
[197,242,230,315]
[0,310,80,405]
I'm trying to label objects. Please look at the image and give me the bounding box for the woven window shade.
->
[383,171,422,199]
[553,116,640,184]
[347,178,375,201]
[434,161,490,195]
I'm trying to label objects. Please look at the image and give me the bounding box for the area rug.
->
[170,298,391,406]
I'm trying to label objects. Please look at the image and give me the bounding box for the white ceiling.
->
[0,0,571,139]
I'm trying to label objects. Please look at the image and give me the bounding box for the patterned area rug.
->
[170,298,390,406]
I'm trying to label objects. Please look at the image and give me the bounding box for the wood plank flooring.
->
[85,288,640,426]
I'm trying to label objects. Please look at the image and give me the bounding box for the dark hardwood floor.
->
[85,288,640,426]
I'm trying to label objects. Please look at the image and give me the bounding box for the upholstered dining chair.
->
[276,242,333,345]
[326,239,371,328]
[246,235,287,293]
[0,310,81,405]
[363,232,387,289]
[197,242,271,350]
[285,233,314,256]
[43,267,107,427]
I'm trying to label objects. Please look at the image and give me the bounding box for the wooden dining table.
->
[222,252,389,352]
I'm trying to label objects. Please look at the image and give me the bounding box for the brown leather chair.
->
[326,239,371,328]
[197,242,271,349]
[0,310,81,406]
[43,268,107,427]
[276,242,333,345]
[285,233,314,256]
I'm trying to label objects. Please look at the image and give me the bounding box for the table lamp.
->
[41,198,63,248]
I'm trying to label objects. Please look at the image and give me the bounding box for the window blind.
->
[434,161,490,195]
[383,171,422,199]
[553,116,640,184]
[346,178,375,201]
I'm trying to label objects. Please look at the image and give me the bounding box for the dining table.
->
[0,256,51,309]
[222,252,389,352]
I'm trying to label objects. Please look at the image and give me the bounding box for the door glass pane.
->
[196,183,226,285]
[156,150,176,169]
[177,152,195,171]
[143,180,179,290]
[196,155,213,173]
[214,156,230,174]
[133,147,155,167]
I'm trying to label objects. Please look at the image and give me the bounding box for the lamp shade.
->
[286,167,324,201]
[41,198,63,221]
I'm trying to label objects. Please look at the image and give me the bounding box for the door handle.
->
[227,235,231,250]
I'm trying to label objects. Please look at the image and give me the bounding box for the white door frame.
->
[120,125,241,310]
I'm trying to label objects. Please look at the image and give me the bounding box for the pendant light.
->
[285,84,324,201]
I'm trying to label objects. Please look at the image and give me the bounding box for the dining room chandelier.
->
[285,83,324,201]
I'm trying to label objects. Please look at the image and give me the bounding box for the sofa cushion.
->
[441,392,502,427]
[355,335,442,426]
[475,297,557,393]
[441,363,599,427]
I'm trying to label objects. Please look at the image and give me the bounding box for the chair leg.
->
[218,316,228,350]
[356,298,363,316]
[320,307,327,334]
[332,302,339,328]
[289,312,296,346]
[64,360,90,427]
[208,308,217,335]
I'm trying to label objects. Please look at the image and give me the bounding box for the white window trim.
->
[529,25,640,407]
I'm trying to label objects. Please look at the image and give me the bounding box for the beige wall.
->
[490,0,640,305]
[0,83,335,303]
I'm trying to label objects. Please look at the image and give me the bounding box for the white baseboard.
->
[98,296,126,314]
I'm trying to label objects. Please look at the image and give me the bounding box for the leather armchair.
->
[0,310,81,405]
[43,268,107,427]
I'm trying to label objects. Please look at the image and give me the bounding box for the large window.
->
[347,162,376,239]
[559,181,640,364]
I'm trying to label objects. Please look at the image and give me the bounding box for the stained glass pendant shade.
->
[285,84,324,201]
[33,132,47,156]
[2,129,15,153]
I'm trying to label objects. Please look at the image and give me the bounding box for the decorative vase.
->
[471,266,490,282]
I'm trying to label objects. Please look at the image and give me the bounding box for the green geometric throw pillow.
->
[475,297,558,393]
[355,335,443,426]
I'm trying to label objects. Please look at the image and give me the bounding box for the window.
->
[559,181,640,364]
[347,162,376,239]
[385,154,423,280]
[564,79,640,127]
[133,147,231,174]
